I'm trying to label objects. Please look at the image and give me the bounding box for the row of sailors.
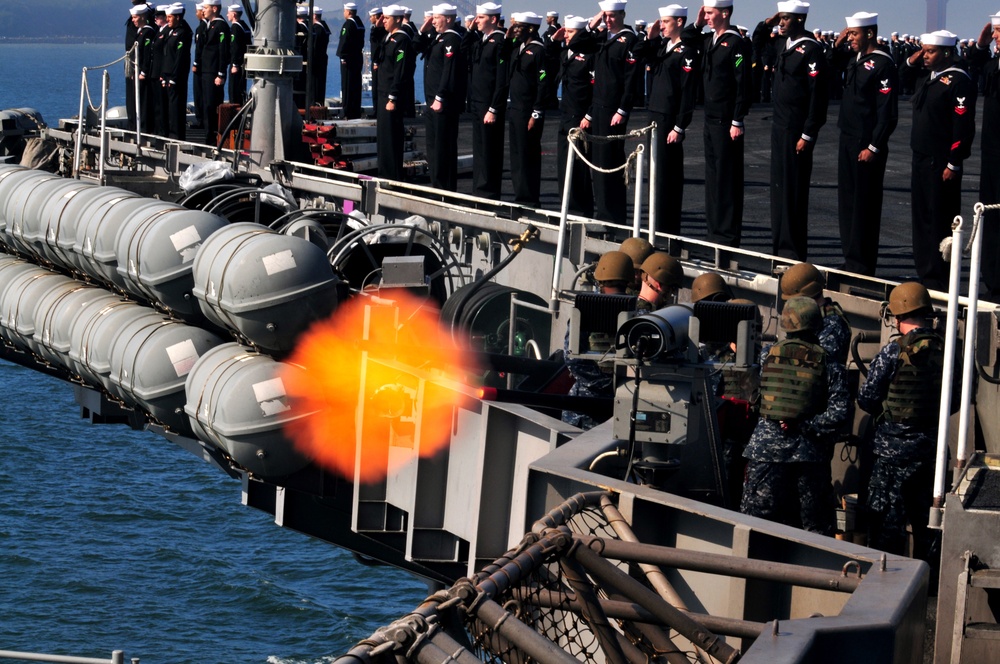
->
[571,242,947,560]
[367,0,992,301]
[125,0,250,146]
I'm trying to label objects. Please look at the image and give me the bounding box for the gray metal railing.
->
[0,649,130,664]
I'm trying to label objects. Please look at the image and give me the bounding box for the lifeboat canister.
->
[65,295,130,387]
[1,170,61,256]
[33,281,111,370]
[108,316,223,434]
[115,207,229,319]
[36,178,98,267]
[191,223,339,353]
[75,197,176,292]
[59,186,140,276]
[0,266,64,354]
[68,299,151,398]
[184,342,312,477]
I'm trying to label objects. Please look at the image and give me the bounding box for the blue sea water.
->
[0,362,427,664]
[0,41,365,126]
[0,42,427,663]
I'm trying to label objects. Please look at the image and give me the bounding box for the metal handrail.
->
[0,649,127,664]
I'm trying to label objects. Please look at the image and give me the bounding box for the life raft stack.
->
[0,163,340,478]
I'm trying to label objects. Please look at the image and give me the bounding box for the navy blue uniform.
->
[638,33,699,235]
[686,25,752,247]
[420,25,468,191]
[908,63,977,289]
[586,26,640,225]
[836,49,898,275]
[754,26,829,261]
[337,14,365,118]
[507,35,552,206]
[376,30,412,181]
[469,29,509,198]
[969,44,1000,301]
[557,30,597,217]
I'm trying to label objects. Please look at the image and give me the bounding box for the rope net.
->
[467,505,620,664]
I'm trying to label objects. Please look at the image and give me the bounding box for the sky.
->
[533,0,996,42]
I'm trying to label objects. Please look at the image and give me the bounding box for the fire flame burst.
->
[281,292,479,483]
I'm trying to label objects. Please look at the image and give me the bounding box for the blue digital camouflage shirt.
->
[856,328,938,462]
[818,298,851,365]
[743,342,849,463]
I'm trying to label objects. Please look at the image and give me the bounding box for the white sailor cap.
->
[634,18,646,26]
[166,4,184,14]
[702,0,732,8]
[920,29,957,46]
[343,2,357,9]
[891,31,898,36]
[511,11,542,25]
[297,5,308,15]
[369,6,382,14]
[845,11,877,28]
[402,6,412,14]
[476,2,501,16]
[736,24,746,30]
[598,1,626,12]
[431,3,458,16]
[992,11,1000,27]
[227,3,242,12]
[776,0,808,15]
[659,5,687,17]
[564,15,588,28]
[201,0,222,6]
[383,4,405,15]
[424,10,433,17]
[465,14,474,21]
[314,6,325,14]
[130,5,149,15]
[546,11,559,17]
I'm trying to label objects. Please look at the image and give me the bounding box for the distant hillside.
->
[0,0,140,41]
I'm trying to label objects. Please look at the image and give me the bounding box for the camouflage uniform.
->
[856,327,942,557]
[741,342,848,534]
[561,326,614,430]
[818,298,851,365]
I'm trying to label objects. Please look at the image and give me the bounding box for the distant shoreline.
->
[0,37,118,44]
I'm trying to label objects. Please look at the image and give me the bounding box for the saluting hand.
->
[980,22,993,49]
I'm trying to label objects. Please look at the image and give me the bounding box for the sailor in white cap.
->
[375,5,412,180]
[970,11,1000,300]
[130,4,157,134]
[687,0,751,247]
[368,7,386,111]
[468,2,506,198]
[310,7,333,105]
[161,3,191,140]
[830,10,898,276]
[578,0,640,225]
[291,5,310,108]
[630,4,697,234]
[505,12,550,206]
[750,0,827,261]
[336,1,365,118]
[418,3,467,191]
[199,0,230,145]
[148,5,171,136]
[904,29,977,289]
[227,3,251,105]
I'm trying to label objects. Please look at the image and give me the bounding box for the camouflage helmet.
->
[619,237,655,269]
[780,296,822,333]
[780,262,825,300]
[691,272,732,303]
[889,282,932,319]
[641,252,683,287]
[593,251,633,284]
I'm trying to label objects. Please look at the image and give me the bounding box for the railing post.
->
[930,216,966,529]
[134,45,142,146]
[99,70,109,186]
[631,144,644,239]
[648,123,659,244]
[956,204,986,473]
[74,68,88,178]
[551,132,576,312]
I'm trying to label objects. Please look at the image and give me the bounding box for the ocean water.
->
[0,41,363,126]
[0,361,427,664]
[0,43,427,663]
